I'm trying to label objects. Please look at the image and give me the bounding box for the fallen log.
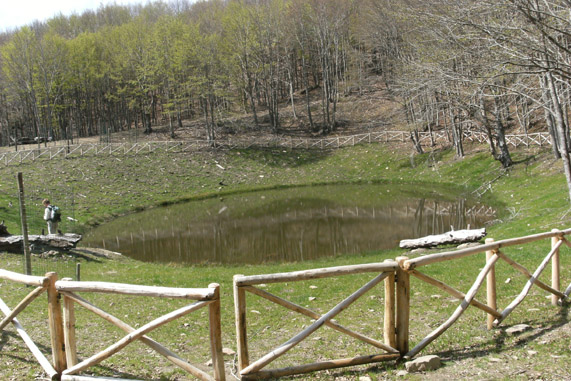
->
[399,228,486,249]
[0,234,82,253]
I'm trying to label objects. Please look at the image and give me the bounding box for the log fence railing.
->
[0,270,63,380]
[0,130,553,165]
[0,272,225,381]
[0,228,568,379]
[232,262,402,380]
[55,280,225,381]
[231,228,569,378]
[399,228,570,359]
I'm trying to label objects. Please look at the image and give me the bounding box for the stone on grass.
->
[405,355,442,372]
[505,324,531,336]
[222,347,236,356]
[396,370,408,377]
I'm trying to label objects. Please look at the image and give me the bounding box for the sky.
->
[0,1,141,32]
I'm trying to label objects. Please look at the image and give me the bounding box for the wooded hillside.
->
[1,0,571,198]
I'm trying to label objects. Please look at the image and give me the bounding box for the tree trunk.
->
[492,96,512,168]
[546,71,571,202]
[479,94,497,157]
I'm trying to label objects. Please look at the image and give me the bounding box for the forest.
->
[1,0,571,195]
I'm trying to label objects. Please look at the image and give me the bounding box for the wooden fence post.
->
[46,272,66,373]
[384,266,396,349]
[208,283,225,381]
[233,275,249,372]
[17,172,31,275]
[61,278,78,368]
[485,238,497,330]
[551,229,561,306]
[395,256,410,356]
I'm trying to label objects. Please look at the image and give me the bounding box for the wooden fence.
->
[1,228,568,379]
[233,262,402,380]
[0,273,225,381]
[399,228,570,358]
[232,228,569,379]
[0,130,553,165]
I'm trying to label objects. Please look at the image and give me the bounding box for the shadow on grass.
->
[281,302,570,380]
[0,330,155,380]
[433,303,569,362]
[0,330,53,364]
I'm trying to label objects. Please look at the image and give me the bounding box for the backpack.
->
[49,205,62,223]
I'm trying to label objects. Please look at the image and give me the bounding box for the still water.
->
[82,184,497,264]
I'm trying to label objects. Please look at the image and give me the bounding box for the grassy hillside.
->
[0,142,569,380]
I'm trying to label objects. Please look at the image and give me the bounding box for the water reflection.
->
[82,185,496,264]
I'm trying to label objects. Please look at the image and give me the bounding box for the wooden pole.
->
[240,353,400,380]
[0,269,49,287]
[17,172,31,275]
[485,238,497,330]
[55,281,214,300]
[208,283,225,381]
[551,230,561,306]
[234,275,249,372]
[395,256,410,356]
[384,269,396,349]
[403,228,571,270]
[234,262,397,286]
[61,375,145,381]
[61,278,78,367]
[46,272,67,373]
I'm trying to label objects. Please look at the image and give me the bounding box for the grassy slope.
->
[0,142,569,380]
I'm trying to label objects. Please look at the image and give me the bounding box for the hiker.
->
[42,199,61,235]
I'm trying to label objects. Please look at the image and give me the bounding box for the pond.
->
[81,184,497,264]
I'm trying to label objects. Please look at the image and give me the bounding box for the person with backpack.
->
[42,199,61,235]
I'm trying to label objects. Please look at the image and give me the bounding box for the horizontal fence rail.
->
[0,130,552,165]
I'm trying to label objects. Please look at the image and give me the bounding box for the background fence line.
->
[0,130,552,165]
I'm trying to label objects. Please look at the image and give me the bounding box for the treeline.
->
[0,0,375,147]
[1,0,571,199]
[375,0,571,200]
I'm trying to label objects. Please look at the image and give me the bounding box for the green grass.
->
[0,143,569,380]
